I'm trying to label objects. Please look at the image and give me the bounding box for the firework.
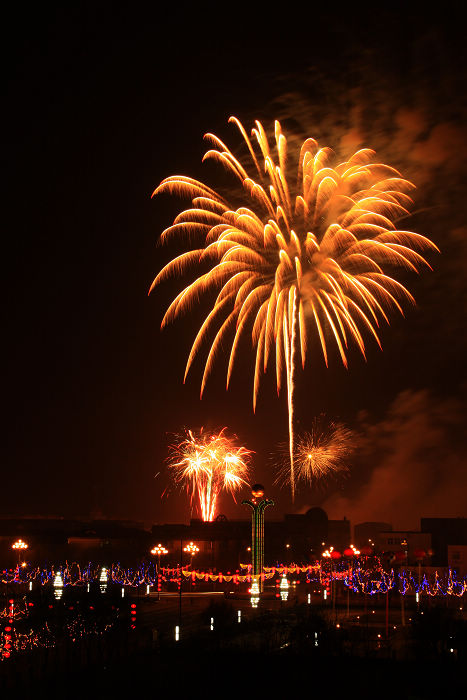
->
[277,417,355,490]
[151,118,438,498]
[167,428,251,521]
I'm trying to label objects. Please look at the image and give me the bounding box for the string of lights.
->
[1,562,465,595]
[0,602,119,662]
[343,564,467,596]
[1,626,55,660]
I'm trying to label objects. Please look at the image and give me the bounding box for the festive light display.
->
[344,563,467,597]
[0,597,120,661]
[1,560,465,596]
[99,566,108,594]
[1,625,55,661]
[53,571,63,600]
[279,574,289,601]
[167,428,251,520]
[151,117,438,494]
[250,577,260,608]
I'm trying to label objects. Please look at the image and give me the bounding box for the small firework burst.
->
[276,417,355,490]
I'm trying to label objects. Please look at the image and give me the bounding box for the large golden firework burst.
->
[151,117,438,498]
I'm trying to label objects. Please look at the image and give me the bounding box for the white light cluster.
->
[53,572,63,600]
[250,577,260,608]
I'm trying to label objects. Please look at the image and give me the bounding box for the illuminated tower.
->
[242,484,274,594]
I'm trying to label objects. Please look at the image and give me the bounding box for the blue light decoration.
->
[1,560,465,596]
[342,562,467,597]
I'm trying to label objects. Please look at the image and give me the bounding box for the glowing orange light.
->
[151,118,438,496]
[12,539,28,551]
[183,542,199,557]
[167,428,251,521]
[151,544,168,556]
[251,483,265,498]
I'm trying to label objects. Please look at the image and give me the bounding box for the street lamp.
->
[343,545,360,616]
[151,544,168,600]
[183,541,199,567]
[178,542,199,635]
[322,547,332,601]
[400,538,408,567]
[12,539,28,565]
[151,543,169,564]
[322,546,341,612]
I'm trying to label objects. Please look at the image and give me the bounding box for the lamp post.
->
[178,541,199,634]
[242,484,274,604]
[183,541,199,567]
[414,549,427,610]
[343,545,360,617]
[322,546,342,616]
[12,539,28,566]
[151,544,168,600]
[183,542,199,596]
[330,549,342,618]
[322,547,332,602]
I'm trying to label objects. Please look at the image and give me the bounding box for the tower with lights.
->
[243,484,274,595]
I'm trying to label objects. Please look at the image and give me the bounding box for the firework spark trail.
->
[151,117,438,496]
[285,288,297,500]
[277,418,355,490]
[167,428,251,521]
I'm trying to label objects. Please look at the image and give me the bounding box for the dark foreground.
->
[1,591,466,697]
[3,641,466,698]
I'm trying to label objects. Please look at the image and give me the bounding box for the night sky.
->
[4,4,467,528]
